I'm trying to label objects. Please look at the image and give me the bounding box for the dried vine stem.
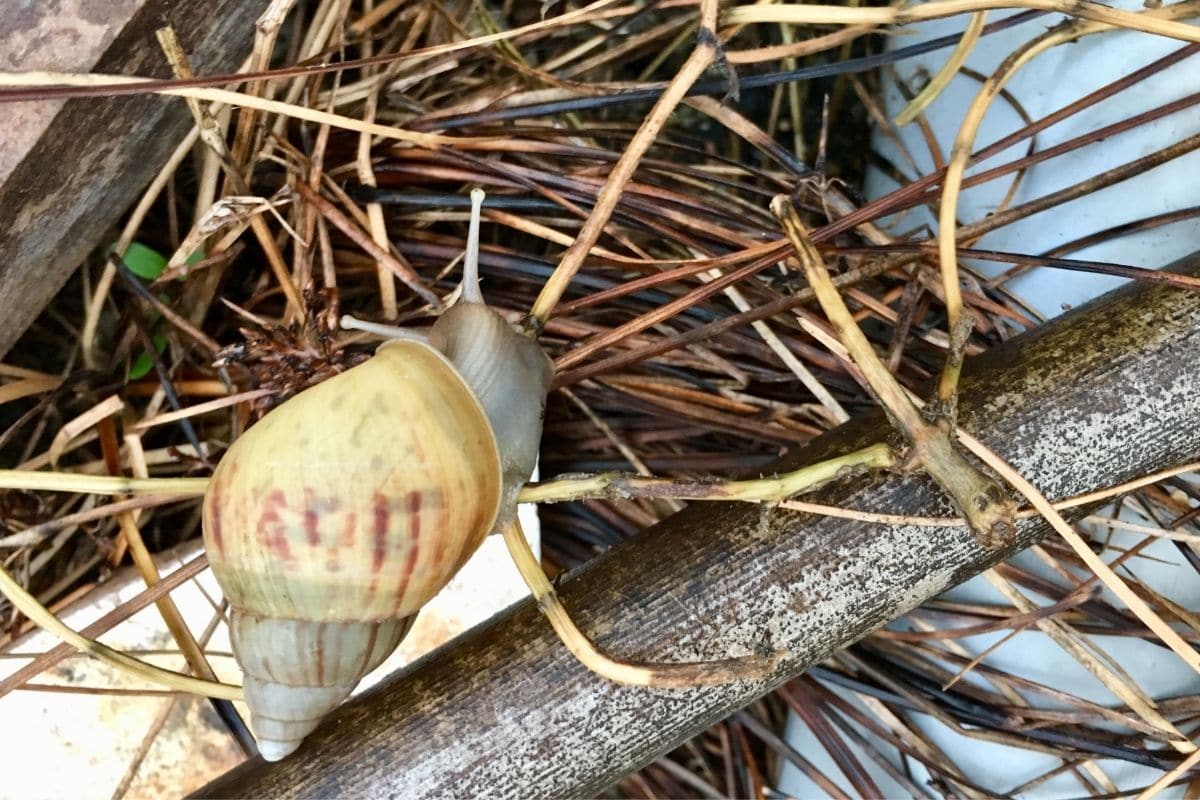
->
[107,428,228,703]
[772,196,1016,547]
[0,0,636,109]
[0,70,458,147]
[894,11,986,126]
[226,0,296,176]
[502,517,778,687]
[1138,748,1200,799]
[0,555,213,700]
[526,0,724,326]
[0,456,1195,531]
[722,0,1200,43]
[158,28,306,324]
[933,0,1200,404]
[978,570,1194,754]
[0,472,209,495]
[521,444,895,504]
[291,180,441,307]
[0,562,242,700]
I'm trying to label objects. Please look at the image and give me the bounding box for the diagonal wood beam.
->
[198,254,1200,798]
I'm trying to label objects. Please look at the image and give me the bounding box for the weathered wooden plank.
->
[196,255,1200,798]
[0,0,271,358]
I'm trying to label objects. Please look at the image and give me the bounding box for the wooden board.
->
[0,0,271,358]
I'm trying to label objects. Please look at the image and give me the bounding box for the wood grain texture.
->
[0,0,271,359]
[197,255,1200,799]
[0,0,142,180]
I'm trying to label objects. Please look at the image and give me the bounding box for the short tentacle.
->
[340,314,432,341]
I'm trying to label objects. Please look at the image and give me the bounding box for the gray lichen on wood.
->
[198,255,1200,799]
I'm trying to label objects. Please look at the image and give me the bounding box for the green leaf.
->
[122,242,168,280]
[128,332,169,381]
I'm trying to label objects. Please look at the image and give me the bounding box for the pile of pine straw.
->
[2,0,1200,796]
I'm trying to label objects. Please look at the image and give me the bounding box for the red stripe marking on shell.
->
[315,622,326,686]
[303,488,320,547]
[371,494,390,576]
[424,487,448,574]
[396,490,422,614]
[259,490,295,566]
[207,495,225,558]
[304,509,320,547]
[357,622,380,678]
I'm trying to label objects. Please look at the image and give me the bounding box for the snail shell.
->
[203,202,553,760]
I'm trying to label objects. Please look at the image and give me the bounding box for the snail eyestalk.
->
[340,314,430,342]
[501,519,782,687]
[461,188,486,304]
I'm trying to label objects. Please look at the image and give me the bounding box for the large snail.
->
[202,190,552,760]
[203,189,776,761]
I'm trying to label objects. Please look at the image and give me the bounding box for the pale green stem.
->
[520,444,894,504]
[0,471,209,496]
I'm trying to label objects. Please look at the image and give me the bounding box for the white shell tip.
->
[257,738,302,762]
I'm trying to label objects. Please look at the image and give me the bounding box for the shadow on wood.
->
[197,254,1200,798]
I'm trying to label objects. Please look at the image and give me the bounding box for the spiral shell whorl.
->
[232,613,414,761]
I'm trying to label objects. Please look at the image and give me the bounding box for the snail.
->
[203,189,776,761]
[202,190,552,760]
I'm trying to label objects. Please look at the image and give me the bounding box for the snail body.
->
[203,192,553,760]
